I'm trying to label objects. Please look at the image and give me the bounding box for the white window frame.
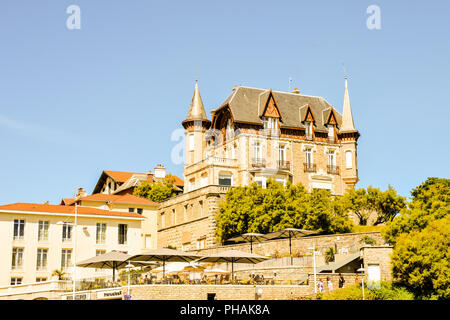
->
[38,220,49,241]
[61,249,72,270]
[118,224,128,245]
[36,248,48,271]
[13,219,25,240]
[345,150,353,169]
[188,134,194,151]
[305,148,313,164]
[11,247,24,270]
[62,223,72,242]
[96,223,106,244]
[328,150,336,166]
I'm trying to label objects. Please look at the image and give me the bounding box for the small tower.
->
[182,80,211,170]
[339,76,360,190]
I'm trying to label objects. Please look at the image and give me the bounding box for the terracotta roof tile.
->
[0,203,143,219]
[79,193,158,206]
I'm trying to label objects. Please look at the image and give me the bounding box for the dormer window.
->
[263,117,277,130]
[226,119,234,140]
[305,121,313,140]
[328,124,335,143]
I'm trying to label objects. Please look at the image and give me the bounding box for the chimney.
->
[292,88,300,94]
[76,188,87,198]
[154,164,166,179]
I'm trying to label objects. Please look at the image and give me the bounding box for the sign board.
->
[96,289,123,300]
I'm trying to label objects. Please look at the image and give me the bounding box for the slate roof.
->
[215,86,343,132]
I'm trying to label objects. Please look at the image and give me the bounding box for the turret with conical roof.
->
[340,76,356,132]
[182,80,210,127]
[182,80,211,174]
[339,76,359,190]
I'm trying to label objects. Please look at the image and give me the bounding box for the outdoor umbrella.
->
[264,228,317,264]
[227,233,268,253]
[196,250,268,282]
[76,250,156,282]
[128,248,202,279]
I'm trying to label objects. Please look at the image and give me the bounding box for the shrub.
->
[319,281,414,300]
[359,235,377,246]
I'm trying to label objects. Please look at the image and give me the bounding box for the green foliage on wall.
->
[133,176,177,202]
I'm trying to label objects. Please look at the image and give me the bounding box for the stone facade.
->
[158,185,228,250]
[361,246,393,283]
[126,284,313,300]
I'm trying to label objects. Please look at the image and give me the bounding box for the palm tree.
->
[52,269,66,280]
[325,248,335,264]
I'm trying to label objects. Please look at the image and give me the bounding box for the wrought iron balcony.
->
[277,160,291,170]
[327,165,340,175]
[303,163,316,173]
[251,158,266,168]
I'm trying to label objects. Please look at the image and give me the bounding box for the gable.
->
[262,92,281,118]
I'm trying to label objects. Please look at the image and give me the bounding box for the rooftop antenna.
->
[288,77,293,91]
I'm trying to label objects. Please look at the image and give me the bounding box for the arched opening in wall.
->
[33,297,49,300]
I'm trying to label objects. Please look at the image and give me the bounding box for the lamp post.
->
[72,202,78,300]
[308,244,317,294]
[125,262,135,300]
[357,266,365,300]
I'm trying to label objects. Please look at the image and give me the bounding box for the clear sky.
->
[0,0,449,204]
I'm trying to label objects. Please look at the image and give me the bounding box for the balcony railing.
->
[277,160,291,170]
[327,165,340,175]
[303,163,316,173]
[251,158,266,168]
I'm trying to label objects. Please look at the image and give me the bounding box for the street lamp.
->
[357,266,365,300]
[125,262,135,300]
[308,245,317,294]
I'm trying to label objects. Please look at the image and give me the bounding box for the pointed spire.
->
[340,76,356,132]
[185,79,208,122]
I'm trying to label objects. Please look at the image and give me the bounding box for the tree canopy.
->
[133,176,177,202]
[215,180,354,243]
[382,177,450,299]
[333,185,406,226]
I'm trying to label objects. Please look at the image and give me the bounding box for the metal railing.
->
[303,163,316,173]
[327,165,340,175]
[251,158,266,168]
[277,160,290,170]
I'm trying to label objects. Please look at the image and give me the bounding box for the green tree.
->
[335,185,405,226]
[383,177,450,244]
[52,269,66,280]
[133,176,177,202]
[382,177,450,300]
[391,216,450,299]
[215,180,353,243]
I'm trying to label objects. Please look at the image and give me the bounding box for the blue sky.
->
[0,0,449,204]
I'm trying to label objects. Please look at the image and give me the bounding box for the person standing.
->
[327,277,333,291]
[317,279,324,292]
[338,273,345,288]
